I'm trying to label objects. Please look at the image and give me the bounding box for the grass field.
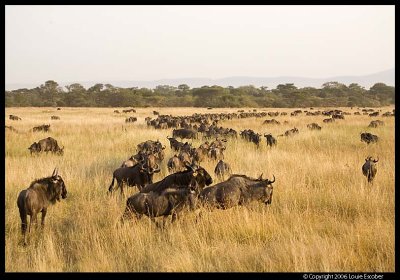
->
[5,106,395,272]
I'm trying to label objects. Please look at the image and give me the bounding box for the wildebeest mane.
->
[141,169,194,194]
[28,176,54,188]
[228,174,262,181]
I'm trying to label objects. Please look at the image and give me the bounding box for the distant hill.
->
[6,68,394,90]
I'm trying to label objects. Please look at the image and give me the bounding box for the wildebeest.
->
[362,156,379,184]
[279,127,299,137]
[125,117,137,123]
[307,123,322,130]
[323,118,335,123]
[17,168,67,245]
[368,120,384,128]
[9,115,22,120]
[263,119,280,125]
[121,179,199,226]
[199,174,275,210]
[360,132,379,144]
[140,164,213,195]
[120,152,146,168]
[114,110,120,113]
[108,160,160,195]
[123,109,136,113]
[167,155,186,173]
[214,160,232,181]
[264,133,277,147]
[51,116,60,120]
[5,125,18,133]
[32,124,51,132]
[172,128,197,140]
[28,137,64,155]
[153,111,160,115]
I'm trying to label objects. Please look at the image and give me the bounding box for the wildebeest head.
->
[186,164,213,188]
[251,174,275,205]
[140,156,161,175]
[365,156,379,163]
[57,145,65,156]
[49,168,67,202]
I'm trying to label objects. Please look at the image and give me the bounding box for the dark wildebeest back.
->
[362,156,379,184]
[121,178,199,225]
[140,165,213,195]
[17,168,67,245]
[200,174,275,210]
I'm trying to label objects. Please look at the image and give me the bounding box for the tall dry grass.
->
[5,106,395,272]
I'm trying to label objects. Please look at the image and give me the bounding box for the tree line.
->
[5,80,395,108]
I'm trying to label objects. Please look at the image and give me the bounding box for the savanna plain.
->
[5,106,395,272]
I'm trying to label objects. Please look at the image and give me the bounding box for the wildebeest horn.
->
[52,167,58,177]
[269,175,276,184]
[258,173,263,180]
[373,157,379,163]
[185,163,194,171]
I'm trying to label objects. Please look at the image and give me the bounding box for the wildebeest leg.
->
[41,208,47,228]
[171,212,178,224]
[108,177,115,193]
[19,209,28,245]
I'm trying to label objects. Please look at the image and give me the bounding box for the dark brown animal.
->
[32,124,51,132]
[199,174,275,210]
[214,160,232,181]
[51,116,60,120]
[362,156,379,184]
[9,115,22,120]
[28,137,64,155]
[17,168,67,245]
[108,160,160,195]
[121,179,199,226]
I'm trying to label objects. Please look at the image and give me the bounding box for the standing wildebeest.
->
[199,174,275,210]
[32,124,51,132]
[360,132,379,144]
[28,137,64,155]
[140,164,213,195]
[323,118,335,123]
[362,156,379,184]
[108,160,160,195]
[120,152,146,168]
[368,120,384,128]
[17,168,67,245]
[307,123,321,130]
[279,127,299,137]
[214,160,232,181]
[9,114,22,120]
[167,155,186,173]
[173,128,197,140]
[125,117,137,123]
[51,116,60,120]
[264,133,277,147]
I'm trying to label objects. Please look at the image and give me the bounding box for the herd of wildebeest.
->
[6,106,394,245]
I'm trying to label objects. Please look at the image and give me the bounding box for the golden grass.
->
[5,106,395,272]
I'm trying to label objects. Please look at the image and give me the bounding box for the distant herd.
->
[6,106,393,245]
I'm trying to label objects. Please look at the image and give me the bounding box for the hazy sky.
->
[5,5,395,85]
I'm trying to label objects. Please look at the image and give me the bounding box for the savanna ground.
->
[5,106,395,272]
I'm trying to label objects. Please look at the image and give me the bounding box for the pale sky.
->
[5,5,395,85]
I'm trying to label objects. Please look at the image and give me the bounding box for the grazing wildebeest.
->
[28,137,64,155]
[199,174,275,210]
[264,133,277,147]
[368,120,384,128]
[125,117,137,123]
[32,124,51,132]
[108,160,160,195]
[9,114,22,120]
[307,123,322,130]
[279,127,299,137]
[173,128,197,140]
[140,164,213,195]
[214,160,232,181]
[51,116,60,120]
[57,108,61,110]
[121,179,199,226]
[209,147,225,161]
[166,137,184,151]
[17,168,67,245]
[5,125,18,133]
[362,156,379,184]
[323,118,335,123]
[114,110,120,113]
[360,132,379,144]
[153,111,160,115]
